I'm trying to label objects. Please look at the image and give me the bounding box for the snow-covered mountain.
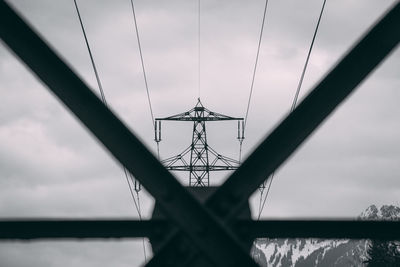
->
[252,205,400,267]
[359,204,400,220]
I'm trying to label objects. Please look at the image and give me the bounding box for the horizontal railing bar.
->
[1,219,399,240]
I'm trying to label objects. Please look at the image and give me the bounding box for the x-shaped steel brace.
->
[1,0,399,266]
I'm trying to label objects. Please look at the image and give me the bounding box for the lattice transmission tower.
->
[155,99,244,186]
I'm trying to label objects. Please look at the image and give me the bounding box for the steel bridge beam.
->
[0,219,167,239]
[0,1,255,266]
[2,219,400,240]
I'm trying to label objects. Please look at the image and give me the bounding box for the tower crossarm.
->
[161,146,191,170]
[208,146,240,170]
[155,98,243,122]
[160,144,240,172]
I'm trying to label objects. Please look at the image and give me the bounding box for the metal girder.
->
[156,99,243,122]
[0,219,168,239]
[148,2,400,264]
[238,220,400,240]
[0,1,255,266]
[2,219,400,241]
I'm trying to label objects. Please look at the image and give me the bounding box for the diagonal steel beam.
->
[0,1,256,266]
[2,219,400,240]
[148,2,400,265]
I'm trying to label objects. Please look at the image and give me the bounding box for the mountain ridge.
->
[252,204,400,267]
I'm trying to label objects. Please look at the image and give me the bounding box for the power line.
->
[73,0,143,217]
[124,167,148,263]
[74,0,148,262]
[123,169,148,262]
[257,173,274,220]
[198,0,201,99]
[257,0,328,220]
[244,0,269,129]
[129,0,160,161]
[73,0,142,218]
[291,0,327,112]
[123,169,141,217]
[135,190,147,262]
[73,0,107,104]
[239,0,269,165]
[129,0,155,127]
[127,1,157,262]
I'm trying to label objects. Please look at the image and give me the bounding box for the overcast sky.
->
[0,0,399,266]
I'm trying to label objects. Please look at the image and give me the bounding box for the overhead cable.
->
[198,0,201,98]
[291,0,327,111]
[129,0,155,127]
[73,0,143,213]
[257,0,328,220]
[124,169,147,262]
[128,0,157,262]
[239,0,269,164]
[124,169,141,217]
[73,0,107,104]
[74,0,148,262]
[244,0,269,129]
[129,0,160,161]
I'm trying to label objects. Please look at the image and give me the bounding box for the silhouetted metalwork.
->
[2,219,400,240]
[156,98,244,186]
[0,0,399,266]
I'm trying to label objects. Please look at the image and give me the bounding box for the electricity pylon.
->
[155,98,244,186]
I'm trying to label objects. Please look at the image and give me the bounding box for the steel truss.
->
[156,98,243,186]
[0,0,399,266]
